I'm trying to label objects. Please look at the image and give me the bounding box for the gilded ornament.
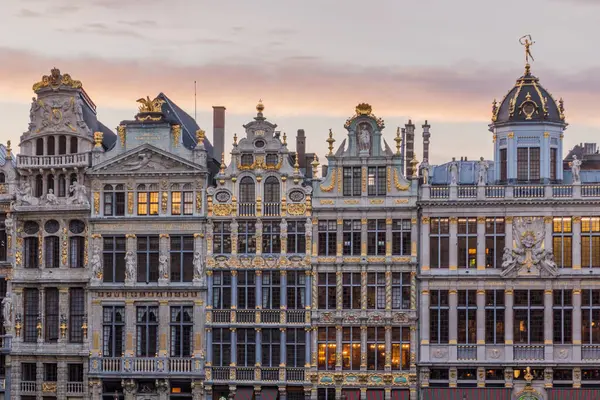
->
[196,128,205,144]
[32,68,82,91]
[505,216,513,223]
[344,103,385,129]
[93,192,100,214]
[326,129,335,156]
[161,192,168,214]
[362,167,367,193]
[508,132,514,139]
[61,228,68,266]
[5,140,11,159]
[320,199,334,205]
[387,166,392,192]
[393,168,409,190]
[171,125,181,147]
[127,192,134,214]
[477,216,486,224]
[136,96,165,114]
[287,203,306,216]
[449,217,458,224]
[573,216,581,224]
[93,132,103,148]
[196,192,202,213]
[421,217,430,224]
[394,127,402,155]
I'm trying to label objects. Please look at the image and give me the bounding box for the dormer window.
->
[265,154,278,166]
[517,147,540,182]
[241,154,253,167]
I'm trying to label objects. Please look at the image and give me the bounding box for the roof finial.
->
[5,140,12,159]
[519,34,535,74]
[219,152,225,174]
[326,129,335,156]
[256,99,264,114]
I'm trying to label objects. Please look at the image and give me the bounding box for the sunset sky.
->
[1,0,599,165]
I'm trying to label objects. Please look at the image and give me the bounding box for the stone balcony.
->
[17,152,91,169]
[207,366,306,384]
[88,356,203,377]
[208,309,310,326]
[421,183,600,202]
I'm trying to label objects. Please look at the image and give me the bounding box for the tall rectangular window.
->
[553,290,572,344]
[103,236,126,283]
[0,221,6,262]
[514,290,544,344]
[367,327,385,370]
[69,236,84,268]
[550,148,558,181]
[581,218,600,268]
[69,288,85,343]
[137,236,159,283]
[103,185,125,216]
[24,288,39,343]
[286,328,306,367]
[136,184,159,215]
[582,290,600,344]
[68,364,83,383]
[287,271,306,310]
[237,328,256,367]
[343,220,361,256]
[171,190,193,215]
[103,306,125,357]
[287,220,306,254]
[212,328,231,366]
[392,272,411,309]
[458,290,477,344]
[170,306,193,357]
[367,219,386,255]
[45,288,59,343]
[553,218,572,268]
[458,218,477,269]
[485,218,505,268]
[317,327,336,370]
[343,167,362,196]
[318,220,337,256]
[24,237,39,269]
[213,221,231,254]
[44,236,60,268]
[262,221,281,254]
[44,363,57,381]
[22,362,36,382]
[430,290,449,344]
[517,147,540,182]
[318,273,336,310]
[392,219,411,256]
[499,148,507,182]
[342,327,361,370]
[212,271,232,309]
[342,272,361,309]
[392,327,410,371]
[262,271,281,309]
[237,271,256,309]
[237,221,256,254]
[485,290,505,344]
[430,218,449,268]
[170,235,194,282]
[367,272,385,309]
[136,306,158,357]
[367,166,386,196]
[261,329,281,367]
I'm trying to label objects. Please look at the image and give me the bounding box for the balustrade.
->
[423,184,600,201]
[90,357,200,376]
[513,345,544,361]
[66,382,85,394]
[209,309,309,325]
[238,203,256,217]
[582,345,600,361]
[17,153,90,168]
[457,345,477,360]
[263,202,281,216]
[20,381,36,393]
[209,366,307,383]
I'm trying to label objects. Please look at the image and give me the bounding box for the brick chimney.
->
[296,129,306,169]
[212,106,225,161]
[404,120,415,177]
[422,120,431,162]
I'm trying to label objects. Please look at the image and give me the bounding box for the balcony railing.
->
[457,345,477,360]
[238,203,256,217]
[66,382,84,394]
[263,202,281,217]
[209,310,309,325]
[20,381,36,393]
[582,345,600,361]
[89,357,200,375]
[423,184,600,201]
[514,345,544,361]
[17,152,91,169]
[209,366,305,383]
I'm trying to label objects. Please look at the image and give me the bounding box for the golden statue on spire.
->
[519,34,535,64]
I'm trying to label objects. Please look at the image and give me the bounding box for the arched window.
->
[47,136,55,155]
[47,174,54,195]
[70,137,78,154]
[264,176,280,203]
[58,136,67,155]
[239,177,255,203]
[0,173,5,184]
[58,175,66,197]
[265,153,278,165]
[36,138,44,156]
[35,175,43,197]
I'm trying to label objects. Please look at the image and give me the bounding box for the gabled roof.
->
[0,145,16,168]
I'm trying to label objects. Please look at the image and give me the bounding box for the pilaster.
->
[476,217,485,270]
[505,289,514,360]
[572,217,582,269]
[476,289,486,359]
[448,289,458,360]
[158,300,169,356]
[449,218,457,270]
[572,289,582,361]
[420,217,430,270]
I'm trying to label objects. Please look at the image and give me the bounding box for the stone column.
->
[420,289,430,362]
[360,387,367,400]
[385,268,392,311]
[57,360,67,399]
[572,289,582,362]
[231,271,238,309]
[280,270,287,309]
[124,299,135,356]
[449,217,458,271]
[89,380,102,400]
[207,272,214,307]
[255,328,262,366]
[544,217,553,254]
[385,216,393,258]
[476,289,486,359]
[336,325,342,369]
[421,217,430,271]
[230,328,237,366]
[572,217,582,269]
[90,299,102,356]
[505,289,514,361]
[360,268,367,310]
[206,328,213,365]
[384,325,392,370]
[477,217,486,270]
[336,269,342,311]
[279,386,287,400]
[448,289,458,360]
[38,287,45,344]
[305,327,311,368]
[336,218,343,259]
[360,325,367,370]
[505,217,513,249]
[361,215,368,257]
[280,327,287,366]
[58,287,69,344]
[255,270,263,310]
[311,327,318,368]
[158,300,169,356]
[304,270,312,311]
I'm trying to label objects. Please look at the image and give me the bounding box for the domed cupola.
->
[489,36,567,184]
[492,64,566,126]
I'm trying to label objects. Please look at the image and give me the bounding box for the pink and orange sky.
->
[1,0,600,164]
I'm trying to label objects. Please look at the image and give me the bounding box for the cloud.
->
[56,24,145,39]
[117,20,159,28]
[17,9,43,18]
[0,47,599,127]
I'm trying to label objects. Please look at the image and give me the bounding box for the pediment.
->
[90,144,204,175]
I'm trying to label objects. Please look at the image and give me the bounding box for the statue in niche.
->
[68,181,89,206]
[571,155,582,183]
[16,180,39,206]
[193,251,205,284]
[158,253,168,279]
[449,157,459,185]
[477,157,489,185]
[44,189,59,205]
[2,295,12,328]
[90,245,102,280]
[358,123,371,152]
[420,160,430,185]
[124,251,136,282]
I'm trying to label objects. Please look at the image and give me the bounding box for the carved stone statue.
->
[45,189,59,205]
[124,251,136,282]
[4,213,13,237]
[158,253,168,280]
[16,180,39,206]
[193,251,205,284]
[477,157,489,186]
[2,295,12,328]
[449,157,459,185]
[420,160,430,185]
[501,247,515,270]
[123,153,154,171]
[571,155,582,183]
[358,124,371,153]
[90,245,102,280]
[68,181,90,206]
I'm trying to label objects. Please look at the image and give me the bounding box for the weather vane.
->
[519,34,535,65]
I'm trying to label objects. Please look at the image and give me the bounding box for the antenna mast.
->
[194,80,197,122]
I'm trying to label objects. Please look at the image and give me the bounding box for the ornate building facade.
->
[308,104,420,400]
[417,50,600,399]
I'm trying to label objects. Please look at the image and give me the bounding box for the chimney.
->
[296,129,306,169]
[212,106,226,162]
[422,120,431,162]
[404,120,415,177]
[322,165,329,178]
